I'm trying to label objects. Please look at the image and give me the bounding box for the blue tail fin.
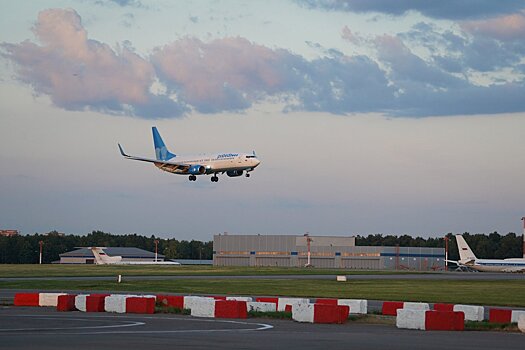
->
[152,127,176,161]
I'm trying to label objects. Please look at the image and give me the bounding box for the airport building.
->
[213,234,445,271]
[59,247,166,264]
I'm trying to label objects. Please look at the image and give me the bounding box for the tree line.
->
[0,231,213,264]
[0,230,522,264]
[355,232,523,261]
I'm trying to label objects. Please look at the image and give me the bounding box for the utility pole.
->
[154,240,159,262]
[39,241,43,264]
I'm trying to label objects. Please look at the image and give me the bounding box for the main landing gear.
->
[245,173,250,177]
[211,175,219,182]
[189,175,197,181]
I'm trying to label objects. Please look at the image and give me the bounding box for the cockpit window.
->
[246,155,256,158]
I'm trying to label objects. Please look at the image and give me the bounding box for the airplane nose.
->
[254,159,261,167]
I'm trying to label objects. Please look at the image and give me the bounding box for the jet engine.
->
[189,165,206,175]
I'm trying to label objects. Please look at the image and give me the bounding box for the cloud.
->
[1,8,184,118]
[298,0,525,20]
[461,12,525,41]
[2,8,525,118]
[151,37,302,113]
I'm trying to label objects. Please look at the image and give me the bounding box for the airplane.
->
[89,247,181,265]
[448,235,525,272]
[118,127,260,182]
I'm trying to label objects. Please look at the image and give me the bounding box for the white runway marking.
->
[0,313,273,336]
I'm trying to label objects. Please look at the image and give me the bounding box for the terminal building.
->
[213,234,445,271]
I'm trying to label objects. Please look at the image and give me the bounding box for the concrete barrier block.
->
[489,308,512,323]
[14,293,40,307]
[188,297,215,318]
[511,310,525,323]
[433,303,454,312]
[39,293,67,307]
[313,304,349,324]
[292,302,314,323]
[126,297,155,314]
[226,296,253,302]
[425,311,464,331]
[157,295,184,309]
[215,300,247,319]
[247,302,277,312]
[315,298,338,305]
[255,297,279,305]
[86,295,107,312]
[105,295,128,313]
[278,298,310,312]
[75,295,89,312]
[57,295,77,312]
[396,309,426,330]
[382,301,404,316]
[184,296,214,311]
[403,302,430,311]
[518,315,525,333]
[453,305,484,322]
[338,299,367,314]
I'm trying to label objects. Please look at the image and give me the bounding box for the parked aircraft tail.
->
[152,126,176,161]
[455,235,477,263]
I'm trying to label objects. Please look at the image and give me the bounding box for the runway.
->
[1,307,523,350]
[1,271,523,282]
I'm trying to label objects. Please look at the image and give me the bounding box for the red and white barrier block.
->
[315,298,367,314]
[292,302,349,324]
[57,295,77,311]
[184,296,216,318]
[489,308,525,323]
[453,304,484,322]
[397,310,465,331]
[519,315,525,333]
[215,300,247,319]
[156,295,184,309]
[278,298,310,312]
[14,293,40,307]
[247,302,277,312]
[226,296,253,302]
[39,293,67,307]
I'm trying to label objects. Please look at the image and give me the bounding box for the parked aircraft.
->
[118,127,260,182]
[89,247,180,265]
[448,235,525,272]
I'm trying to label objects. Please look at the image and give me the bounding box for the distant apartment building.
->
[0,230,19,237]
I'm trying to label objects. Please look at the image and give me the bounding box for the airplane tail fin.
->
[152,126,176,161]
[455,235,477,263]
[89,247,121,265]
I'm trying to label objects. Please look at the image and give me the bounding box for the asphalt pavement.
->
[1,307,523,350]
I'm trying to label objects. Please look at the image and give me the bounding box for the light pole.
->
[39,241,43,264]
[521,217,525,259]
[444,235,449,271]
[154,240,159,262]
[304,233,313,267]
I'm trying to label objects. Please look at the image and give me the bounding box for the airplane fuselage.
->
[155,152,260,175]
[463,258,525,272]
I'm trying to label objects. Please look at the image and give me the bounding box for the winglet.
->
[118,143,129,157]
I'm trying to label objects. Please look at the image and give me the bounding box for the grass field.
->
[0,264,422,278]
[2,278,524,307]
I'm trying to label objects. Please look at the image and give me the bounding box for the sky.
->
[0,0,524,240]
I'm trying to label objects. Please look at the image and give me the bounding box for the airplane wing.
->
[118,144,191,172]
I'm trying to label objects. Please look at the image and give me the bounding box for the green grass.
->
[1,278,524,307]
[465,321,519,332]
[0,264,424,278]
